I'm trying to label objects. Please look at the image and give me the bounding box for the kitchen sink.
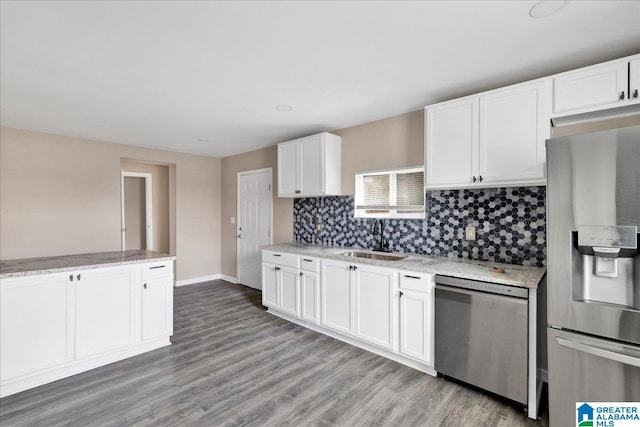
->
[342,251,407,261]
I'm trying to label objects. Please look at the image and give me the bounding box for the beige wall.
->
[219,110,424,278]
[335,110,424,195]
[0,126,221,281]
[121,159,171,255]
[220,146,293,277]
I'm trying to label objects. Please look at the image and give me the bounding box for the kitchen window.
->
[354,166,425,219]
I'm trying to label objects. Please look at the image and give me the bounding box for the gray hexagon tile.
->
[293,187,546,267]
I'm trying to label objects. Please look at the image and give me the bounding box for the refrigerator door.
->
[546,125,640,345]
[548,327,640,427]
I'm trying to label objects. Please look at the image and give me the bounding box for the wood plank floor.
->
[0,281,548,426]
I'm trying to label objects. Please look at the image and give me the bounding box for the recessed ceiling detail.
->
[529,0,570,18]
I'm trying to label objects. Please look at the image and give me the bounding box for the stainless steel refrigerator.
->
[547,125,640,426]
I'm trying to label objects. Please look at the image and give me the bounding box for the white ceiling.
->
[1,1,639,158]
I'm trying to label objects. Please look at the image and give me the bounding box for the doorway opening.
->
[121,172,152,250]
[120,159,173,255]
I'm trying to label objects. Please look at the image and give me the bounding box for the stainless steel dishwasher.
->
[434,275,529,405]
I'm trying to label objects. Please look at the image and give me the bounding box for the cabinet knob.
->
[479,175,483,182]
[620,91,625,100]
[399,291,404,297]
[144,283,147,289]
[352,265,357,270]
[275,266,281,271]
[77,274,81,281]
[472,176,477,183]
[299,272,303,277]
[69,274,74,281]
[633,89,639,99]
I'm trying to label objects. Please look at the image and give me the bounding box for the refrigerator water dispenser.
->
[572,225,639,309]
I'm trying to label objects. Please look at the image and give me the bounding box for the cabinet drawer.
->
[262,251,299,269]
[399,272,434,293]
[300,257,319,272]
[142,262,173,280]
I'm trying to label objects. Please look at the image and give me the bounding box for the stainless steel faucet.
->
[372,219,390,252]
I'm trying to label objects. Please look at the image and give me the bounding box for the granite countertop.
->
[0,250,176,279]
[263,243,546,289]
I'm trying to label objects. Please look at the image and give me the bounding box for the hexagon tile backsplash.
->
[293,187,546,267]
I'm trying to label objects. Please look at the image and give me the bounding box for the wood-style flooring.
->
[0,280,548,426]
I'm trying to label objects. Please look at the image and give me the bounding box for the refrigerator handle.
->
[556,336,640,368]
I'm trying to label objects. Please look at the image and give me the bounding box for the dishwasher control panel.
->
[435,275,528,299]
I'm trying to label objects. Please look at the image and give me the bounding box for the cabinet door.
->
[300,271,319,324]
[553,59,628,114]
[321,260,353,335]
[75,266,139,359]
[298,135,324,195]
[141,277,173,341]
[262,263,278,308]
[478,80,548,185]
[425,97,478,188]
[277,141,298,197]
[354,265,396,351]
[630,57,640,101]
[279,266,300,317]
[399,290,431,364]
[0,273,74,381]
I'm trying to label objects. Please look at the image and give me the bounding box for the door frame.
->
[236,167,273,287]
[121,171,153,251]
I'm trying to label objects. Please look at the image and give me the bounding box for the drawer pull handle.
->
[150,265,165,270]
[404,275,421,279]
[273,254,282,257]
[302,259,313,262]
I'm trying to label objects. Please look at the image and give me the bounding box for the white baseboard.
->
[220,274,238,283]
[175,274,223,287]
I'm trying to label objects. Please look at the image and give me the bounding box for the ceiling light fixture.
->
[275,104,293,112]
[529,0,570,18]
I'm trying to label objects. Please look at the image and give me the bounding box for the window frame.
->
[354,165,425,219]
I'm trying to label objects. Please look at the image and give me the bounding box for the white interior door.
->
[237,168,272,289]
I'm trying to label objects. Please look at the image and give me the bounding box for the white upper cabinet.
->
[277,132,342,198]
[552,55,640,117]
[478,80,549,185]
[425,79,549,189]
[425,97,478,188]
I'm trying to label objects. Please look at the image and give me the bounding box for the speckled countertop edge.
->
[262,243,546,289]
[0,250,176,279]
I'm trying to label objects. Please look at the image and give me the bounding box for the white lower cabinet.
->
[354,265,396,351]
[0,259,174,398]
[300,270,319,324]
[262,251,436,375]
[262,263,279,308]
[0,272,74,382]
[321,260,354,335]
[279,266,300,317]
[261,261,300,317]
[75,266,139,359]
[398,272,435,365]
[142,277,174,341]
